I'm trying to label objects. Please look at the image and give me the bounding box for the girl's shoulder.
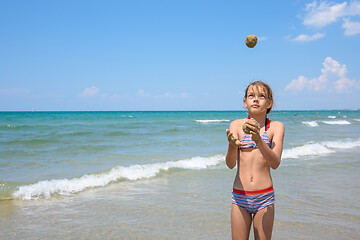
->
[270,119,284,125]
[269,120,285,133]
[269,120,284,127]
[230,118,247,126]
[229,119,247,134]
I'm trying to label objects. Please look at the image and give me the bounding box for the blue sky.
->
[1,0,360,111]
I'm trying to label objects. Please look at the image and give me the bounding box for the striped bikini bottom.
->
[232,186,275,214]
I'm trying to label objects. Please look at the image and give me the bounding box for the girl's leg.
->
[231,204,252,240]
[252,204,274,240]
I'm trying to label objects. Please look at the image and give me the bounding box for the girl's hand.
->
[243,119,261,143]
[226,129,247,147]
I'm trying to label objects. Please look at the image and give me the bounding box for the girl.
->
[226,81,285,240]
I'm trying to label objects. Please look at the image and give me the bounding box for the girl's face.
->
[243,85,273,114]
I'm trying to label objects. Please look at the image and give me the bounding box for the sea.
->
[0,110,359,239]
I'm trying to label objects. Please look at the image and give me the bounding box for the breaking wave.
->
[13,154,224,200]
[322,120,351,125]
[195,119,230,123]
[302,121,319,127]
[282,138,360,159]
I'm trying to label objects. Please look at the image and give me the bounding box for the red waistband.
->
[233,186,274,195]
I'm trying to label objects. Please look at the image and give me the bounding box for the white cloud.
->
[285,76,309,92]
[302,1,360,35]
[342,18,360,35]
[333,77,358,92]
[79,87,129,100]
[258,36,267,41]
[303,1,348,28]
[80,86,99,97]
[292,32,325,42]
[321,56,347,77]
[285,57,359,93]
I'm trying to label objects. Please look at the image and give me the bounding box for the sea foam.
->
[13,154,224,200]
[302,121,319,127]
[322,120,351,125]
[195,119,230,123]
[282,138,360,159]
[1,124,16,128]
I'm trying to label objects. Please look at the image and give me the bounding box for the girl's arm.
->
[257,121,285,169]
[226,136,238,169]
[226,121,245,169]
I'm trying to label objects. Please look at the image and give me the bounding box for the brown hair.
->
[244,81,274,114]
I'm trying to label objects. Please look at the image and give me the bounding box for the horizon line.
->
[1,109,359,112]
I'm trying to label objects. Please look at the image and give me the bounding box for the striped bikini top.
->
[240,117,271,149]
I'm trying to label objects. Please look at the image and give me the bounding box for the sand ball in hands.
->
[245,35,258,48]
[242,120,260,134]
[242,124,252,134]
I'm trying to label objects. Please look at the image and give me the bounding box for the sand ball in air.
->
[245,35,258,48]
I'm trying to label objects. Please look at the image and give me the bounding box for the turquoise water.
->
[1,111,360,239]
